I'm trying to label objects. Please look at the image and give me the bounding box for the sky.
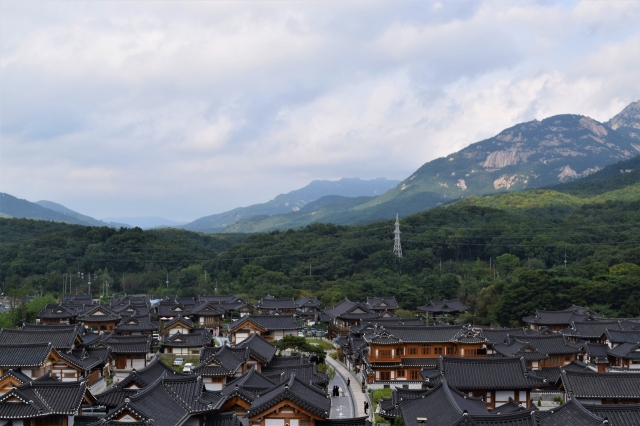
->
[1,1,639,222]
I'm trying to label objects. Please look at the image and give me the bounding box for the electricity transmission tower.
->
[393,214,403,274]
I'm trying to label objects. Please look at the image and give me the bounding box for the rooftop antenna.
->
[393,214,403,274]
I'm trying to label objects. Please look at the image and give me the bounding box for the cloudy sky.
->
[1,0,639,222]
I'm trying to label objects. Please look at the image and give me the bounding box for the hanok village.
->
[0,290,640,426]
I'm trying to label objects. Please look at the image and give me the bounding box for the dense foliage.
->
[2,167,640,327]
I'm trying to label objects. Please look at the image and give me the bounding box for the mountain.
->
[182,177,400,233]
[0,193,124,227]
[102,216,187,229]
[36,200,128,227]
[607,100,640,141]
[219,101,640,233]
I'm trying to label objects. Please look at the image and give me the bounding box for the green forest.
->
[2,158,640,328]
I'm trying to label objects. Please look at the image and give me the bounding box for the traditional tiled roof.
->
[605,329,640,344]
[190,301,226,316]
[522,309,596,326]
[561,369,640,400]
[194,346,249,376]
[114,314,158,333]
[57,347,111,371]
[563,321,622,339]
[162,329,212,348]
[350,318,424,334]
[315,417,371,426]
[608,341,640,360]
[0,380,92,420]
[365,297,399,311]
[235,332,277,364]
[77,304,121,322]
[247,374,330,418]
[364,325,486,345]
[225,366,277,393]
[378,388,430,418]
[296,296,323,308]
[256,298,298,310]
[0,327,80,350]
[417,299,469,314]
[0,342,53,367]
[324,299,370,318]
[494,334,581,359]
[198,295,239,303]
[0,369,32,386]
[487,397,532,415]
[164,315,195,330]
[266,355,311,367]
[531,398,604,426]
[439,357,548,390]
[157,300,192,318]
[95,355,189,408]
[262,359,328,387]
[205,411,243,426]
[37,303,78,319]
[398,379,489,426]
[478,327,529,345]
[582,342,610,363]
[227,315,302,332]
[584,403,640,426]
[94,335,151,354]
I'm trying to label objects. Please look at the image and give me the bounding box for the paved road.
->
[328,365,354,419]
[326,356,370,420]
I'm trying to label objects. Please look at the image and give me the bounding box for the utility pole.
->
[564,252,568,268]
[166,272,169,289]
[88,273,91,297]
[122,273,125,294]
[393,214,403,274]
[309,264,311,276]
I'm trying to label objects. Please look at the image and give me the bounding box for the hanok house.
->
[199,295,253,318]
[190,301,226,330]
[438,356,547,409]
[227,315,301,344]
[77,303,122,332]
[607,341,640,370]
[522,305,602,332]
[492,334,582,369]
[193,345,250,390]
[363,325,488,386]
[0,325,83,352]
[0,342,85,382]
[157,299,193,325]
[164,315,195,335]
[0,379,96,426]
[261,357,329,389]
[95,354,192,410]
[562,320,623,344]
[323,299,384,339]
[114,314,158,336]
[217,366,279,417]
[233,332,278,372]
[37,303,79,324]
[416,299,470,320]
[92,374,223,426]
[559,369,640,404]
[162,328,213,356]
[246,374,330,426]
[365,297,399,315]
[93,335,151,370]
[295,296,323,324]
[255,297,299,315]
[605,329,640,348]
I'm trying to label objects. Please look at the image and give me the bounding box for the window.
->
[422,348,430,355]
[396,348,404,356]
[379,350,391,358]
[380,372,391,380]
[434,348,443,355]
[408,348,417,355]
[410,371,420,380]
[397,370,405,377]
[446,347,455,355]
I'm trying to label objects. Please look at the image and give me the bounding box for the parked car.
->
[173,357,184,366]
[182,363,194,373]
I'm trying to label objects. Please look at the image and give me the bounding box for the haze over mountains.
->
[213,101,640,232]
[1,101,638,233]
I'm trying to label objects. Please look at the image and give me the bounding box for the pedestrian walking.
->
[364,401,369,415]
[347,378,350,387]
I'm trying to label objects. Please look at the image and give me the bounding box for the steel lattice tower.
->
[393,214,402,259]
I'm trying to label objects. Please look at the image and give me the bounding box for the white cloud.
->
[1,0,639,221]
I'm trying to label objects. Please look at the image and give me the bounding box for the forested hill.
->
[2,156,640,327]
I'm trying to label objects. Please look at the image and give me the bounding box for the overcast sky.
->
[1,1,639,222]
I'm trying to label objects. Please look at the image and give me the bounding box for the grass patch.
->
[305,338,334,350]
[372,388,393,404]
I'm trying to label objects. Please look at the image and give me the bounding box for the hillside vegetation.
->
[1,156,640,327]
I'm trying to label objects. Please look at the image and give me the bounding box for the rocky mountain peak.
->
[607,101,640,140]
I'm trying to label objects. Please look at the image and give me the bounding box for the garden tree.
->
[274,335,326,364]
[393,416,405,426]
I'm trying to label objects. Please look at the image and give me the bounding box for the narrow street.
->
[325,356,370,420]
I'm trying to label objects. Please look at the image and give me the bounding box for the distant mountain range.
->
[181,177,400,233]
[0,194,129,227]
[217,100,640,233]
[102,216,188,229]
